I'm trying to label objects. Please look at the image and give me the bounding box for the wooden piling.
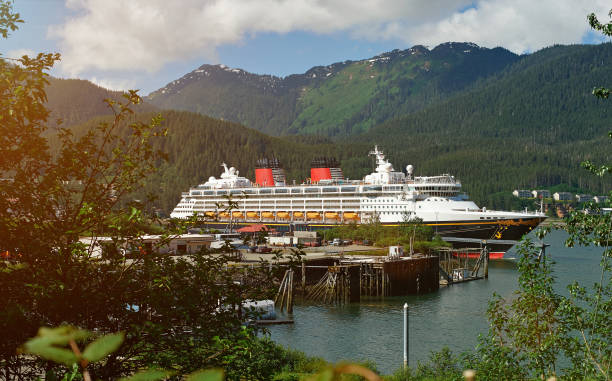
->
[301,260,306,294]
[382,267,386,297]
[287,270,293,313]
[275,271,288,306]
[484,246,489,279]
[375,268,379,296]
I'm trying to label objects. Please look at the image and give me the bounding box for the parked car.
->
[256,246,272,253]
[342,239,353,246]
[332,238,342,246]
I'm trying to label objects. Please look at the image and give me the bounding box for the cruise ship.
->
[170,147,545,256]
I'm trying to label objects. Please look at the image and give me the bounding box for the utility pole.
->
[403,303,409,369]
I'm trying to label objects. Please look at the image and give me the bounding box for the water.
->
[267,230,605,374]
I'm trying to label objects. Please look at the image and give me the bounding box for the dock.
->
[256,319,295,325]
[436,237,518,285]
[301,252,440,304]
[227,241,503,310]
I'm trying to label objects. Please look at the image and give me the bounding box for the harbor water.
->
[267,229,605,374]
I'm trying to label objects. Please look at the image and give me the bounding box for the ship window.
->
[242,189,255,194]
[291,188,303,194]
[304,188,320,193]
[363,186,383,192]
[259,189,272,194]
[322,187,338,193]
[216,190,228,195]
[203,191,214,195]
[191,191,201,195]
[230,190,242,195]
[341,187,356,192]
[275,188,288,194]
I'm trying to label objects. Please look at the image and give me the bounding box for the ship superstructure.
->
[170,147,545,253]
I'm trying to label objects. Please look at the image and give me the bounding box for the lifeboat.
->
[325,212,340,220]
[294,212,304,218]
[277,212,290,219]
[246,211,259,219]
[307,212,321,220]
[232,211,244,218]
[204,211,216,218]
[343,212,359,220]
[262,212,274,219]
[218,212,230,219]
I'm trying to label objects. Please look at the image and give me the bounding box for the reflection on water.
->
[267,230,603,374]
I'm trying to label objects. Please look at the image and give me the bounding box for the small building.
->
[594,195,609,204]
[236,224,276,245]
[293,230,319,246]
[140,234,215,254]
[389,246,405,258]
[513,189,532,198]
[80,234,215,257]
[531,190,551,199]
[575,194,593,203]
[554,192,573,201]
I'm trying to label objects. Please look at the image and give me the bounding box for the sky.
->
[3,0,610,94]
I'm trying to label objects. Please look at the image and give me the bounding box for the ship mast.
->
[369,145,387,168]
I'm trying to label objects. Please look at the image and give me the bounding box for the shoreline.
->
[539,218,566,227]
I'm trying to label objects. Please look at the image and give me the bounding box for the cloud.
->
[5,48,37,59]
[49,0,611,77]
[48,0,469,76]
[88,76,137,92]
[404,0,611,54]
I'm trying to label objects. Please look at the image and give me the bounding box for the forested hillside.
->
[45,78,157,128]
[146,43,519,136]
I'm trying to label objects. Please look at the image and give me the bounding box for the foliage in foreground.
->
[23,325,385,381]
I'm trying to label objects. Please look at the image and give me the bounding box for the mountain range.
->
[146,42,519,136]
[44,42,612,211]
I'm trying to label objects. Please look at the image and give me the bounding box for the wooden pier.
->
[305,255,439,304]
[306,265,361,304]
[270,241,506,308]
